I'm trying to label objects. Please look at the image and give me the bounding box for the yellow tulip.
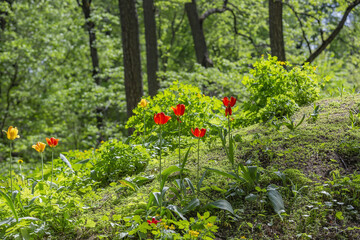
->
[4,126,20,140]
[139,99,148,108]
[32,142,46,153]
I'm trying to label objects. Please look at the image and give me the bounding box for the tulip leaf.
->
[167,205,186,220]
[31,181,38,194]
[0,190,18,222]
[182,198,200,214]
[119,180,138,191]
[161,166,181,190]
[204,199,234,215]
[267,185,285,218]
[59,154,73,170]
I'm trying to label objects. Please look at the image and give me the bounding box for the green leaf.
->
[167,205,186,220]
[205,199,234,215]
[245,193,258,202]
[119,179,138,191]
[335,211,344,220]
[59,154,73,170]
[181,146,192,171]
[85,219,96,228]
[267,186,285,218]
[182,198,200,214]
[206,168,240,181]
[75,159,90,164]
[161,165,181,189]
[0,190,18,222]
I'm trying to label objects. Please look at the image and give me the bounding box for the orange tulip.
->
[32,142,46,153]
[223,97,236,116]
[191,128,206,138]
[171,104,185,117]
[154,112,171,125]
[222,96,236,107]
[46,137,59,148]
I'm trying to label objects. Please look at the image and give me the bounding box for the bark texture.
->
[119,0,143,131]
[269,0,286,61]
[78,0,101,85]
[185,0,213,68]
[143,0,160,97]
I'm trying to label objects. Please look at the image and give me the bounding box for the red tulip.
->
[225,106,232,116]
[191,128,206,138]
[147,217,161,225]
[222,96,236,107]
[171,104,185,117]
[46,137,59,148]
[154,112,171,125]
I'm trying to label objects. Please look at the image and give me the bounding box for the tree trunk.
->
[269,0,286,61]
[185,0,213,68]
[119,0,143,135]
[78,0,104,143]
[304,0,360,64]
[79,0,101,85]
[143,0,160,97]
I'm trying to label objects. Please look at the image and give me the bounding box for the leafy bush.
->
[126,82,224,146]
[92,139,150,185]
[241,55,323,124]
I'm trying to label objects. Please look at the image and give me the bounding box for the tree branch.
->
[199,0,228,25]
[283,2,312,54]
[304,0,360,64]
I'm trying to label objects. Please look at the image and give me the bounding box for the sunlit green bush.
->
[126,82,224,147]
[241,55,324,124]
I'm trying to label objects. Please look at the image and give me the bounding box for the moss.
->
[283,169,313,186]
[233,95,360,178]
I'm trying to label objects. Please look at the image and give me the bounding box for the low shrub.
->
[241,55,324,125]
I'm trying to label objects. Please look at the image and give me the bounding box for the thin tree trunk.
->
[78,0,101,85]
[143,0,160,97]
[119,0,143,135]
[269,0,286,61]
[185,0,213,68]
[304,0,360,64]
[77,0,104,143]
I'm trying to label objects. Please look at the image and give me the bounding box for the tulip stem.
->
[143,111,146,145]
[159,125,162,214]
[9,142,13,192]
[228,115,231,148]
[51,149,54,189]
[197,137,200,196]
[41,152,44,181]
[178,120,181,166]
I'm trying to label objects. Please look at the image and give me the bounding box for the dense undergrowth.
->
[1,59,360,239]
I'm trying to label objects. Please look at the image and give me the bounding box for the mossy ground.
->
[58,95,360,239]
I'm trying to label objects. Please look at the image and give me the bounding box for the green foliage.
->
[92,139,150,185]
[122,212,218,239]
[241,55,323,124]
[126,82,223,146]
[283,114,306,131]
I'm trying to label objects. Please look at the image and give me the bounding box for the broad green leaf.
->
[182,198,200,214]
[59,154,73,170]
[205,199,234,215]
[267,186,285,217]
